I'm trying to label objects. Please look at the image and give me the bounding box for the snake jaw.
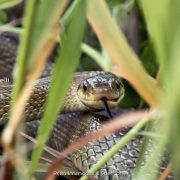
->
[75,98,120,110]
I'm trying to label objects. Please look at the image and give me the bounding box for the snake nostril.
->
[115,81,120,89]
[101,97,107,101]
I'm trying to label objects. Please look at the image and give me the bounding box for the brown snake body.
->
[0,32,171,179]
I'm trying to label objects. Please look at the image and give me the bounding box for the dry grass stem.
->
[159,163,172,180]
[20,132,70,160]
[1,24,61,178]
[2,24,60,151]
[87,0,163,108]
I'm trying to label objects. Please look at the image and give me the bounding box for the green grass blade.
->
[12,0,36,101]
[138,1,180,178]
[139,0,170,78]
[166,23,180,179]
[81,43,111,71]
[0,0,22,10]
[12,0,68,101]
[62,0,82,26]
[133,121,154,175]
[28,0,87,177]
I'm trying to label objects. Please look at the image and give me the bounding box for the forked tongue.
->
[101,98,113,119]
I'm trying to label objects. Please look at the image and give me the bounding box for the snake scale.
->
[0,32,171,179]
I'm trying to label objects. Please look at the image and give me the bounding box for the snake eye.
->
[115,81,120,89]
[83,83,87,91]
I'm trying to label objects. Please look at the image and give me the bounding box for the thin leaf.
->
[139,0,180,178]
[81,43,110,71]
[139,0,169,78]
[0,0,22,10]
[12,0,69,100]
[28,0,87,177]
[2,24,60,150]
[1,0,68,176]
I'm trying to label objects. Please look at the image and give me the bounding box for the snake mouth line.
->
[78,97,120,111]
[79,98,120,104]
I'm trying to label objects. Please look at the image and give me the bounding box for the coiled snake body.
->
[0,32,170,179]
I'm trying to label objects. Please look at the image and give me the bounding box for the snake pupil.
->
[83,83,87,91]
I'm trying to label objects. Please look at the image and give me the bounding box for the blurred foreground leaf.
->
[29,0,87,177]
[141,41,158,77]
[87,0,162,108]
[106,0,124,7]
[1,0,69,178]
[0,0,22,10]
[13,0,69,99]
[136,0,180,178]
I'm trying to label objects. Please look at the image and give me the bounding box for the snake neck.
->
[0,72,104,124]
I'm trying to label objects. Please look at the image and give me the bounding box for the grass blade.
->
[0,0,22,10]
[28,0,87,177]
[1,0,69,177]
[12,0,69,100]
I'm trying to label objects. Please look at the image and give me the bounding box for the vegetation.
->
[0,0,179,179]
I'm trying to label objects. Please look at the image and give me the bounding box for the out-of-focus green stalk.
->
[138,131,164,140]
[138,0,169,79]
[81,43,111,71]
[139,0,180,178]
[12,0,36,102]
[134,138,167,180]
[0,0,22,10]
[1,0,69,178]
[29,0,87,177]
[133,121,154,175]
[61,0,82,26]
[166,24,180,179]
[0,26,22,34]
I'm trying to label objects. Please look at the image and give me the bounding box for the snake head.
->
[77,72,124,110]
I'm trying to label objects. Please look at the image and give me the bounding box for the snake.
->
[0,32,171,180]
